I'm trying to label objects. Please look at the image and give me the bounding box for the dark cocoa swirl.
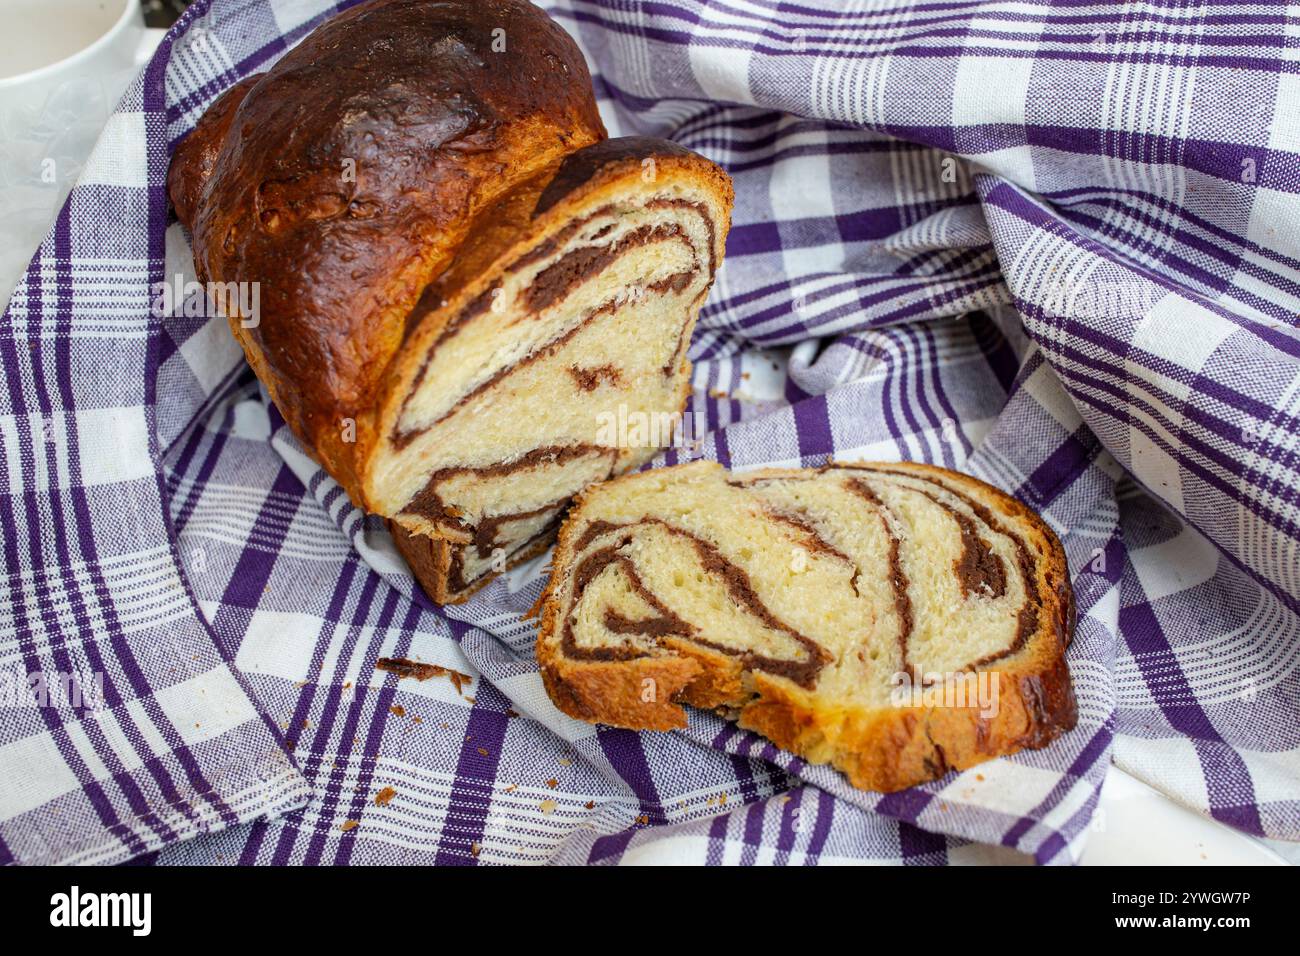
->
[392,197,715,450]
[561,519,830,688]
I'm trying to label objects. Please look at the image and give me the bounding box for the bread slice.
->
[536,460,1076,793]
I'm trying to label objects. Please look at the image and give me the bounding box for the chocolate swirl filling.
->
[562,519,831,688]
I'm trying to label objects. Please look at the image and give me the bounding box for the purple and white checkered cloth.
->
[2,0,1298,866]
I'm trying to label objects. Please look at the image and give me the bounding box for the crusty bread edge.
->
[389,518,556,605]
[535,460,1078,793]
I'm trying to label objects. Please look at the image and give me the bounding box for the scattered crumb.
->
[375,786,396,807]
[546,778,558,788]
[975,773,985,782]
[471,842,481,858]
[375,657,474,697]
[503,784,517,793]
[390,705,405,717]
[719,793,727,805]
[584,801,595,810]
[340,820,359,832]
[637,815,649,825]
[477,747,489,757]
[412,715,422,724]
[539,799,558,815]
[302,719,310,729]
[558,758,571,767]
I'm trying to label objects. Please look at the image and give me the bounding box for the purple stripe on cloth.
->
[705,810,729,865]
[1018,428,1100,512]
[596,727,668,827]
[899,822,947,864]
[332,598,423,867]
[793,395,834,464]
[266,559,366,866]
[1005,723,1114,862]
[738,798,766,865]
[299,574,389,867]
[804,786,836,863]
[589,826,638,864]
[875,787,937,830]
[431,681,513,866]
[773,787,804,864]
[1119,601,1265,836]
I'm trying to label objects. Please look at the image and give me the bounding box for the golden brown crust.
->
[387,520,456,604]
[168,0,606,504]
[167,74,261,231]
[390,517,561,605]
[536,460,1078,793]
[540,654,703,731]
[738,656,1077,792]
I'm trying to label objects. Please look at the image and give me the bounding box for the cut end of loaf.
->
[536,460,1077,792]
[166,0,733,607]
[370,139,733,603]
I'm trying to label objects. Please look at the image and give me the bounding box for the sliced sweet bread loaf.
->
[167,0,733,603]
[536,460,1076,792]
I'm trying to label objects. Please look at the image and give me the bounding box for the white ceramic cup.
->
[0,0,161,312]
[0,0,151,118]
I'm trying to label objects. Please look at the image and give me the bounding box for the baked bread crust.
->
[168,0,606,504]
[168,0,733,603]
[536,461,1077,793]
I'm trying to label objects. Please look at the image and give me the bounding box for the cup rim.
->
[0,0,140,89]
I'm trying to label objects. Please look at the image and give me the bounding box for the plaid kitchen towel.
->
[1,0,1298,866]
